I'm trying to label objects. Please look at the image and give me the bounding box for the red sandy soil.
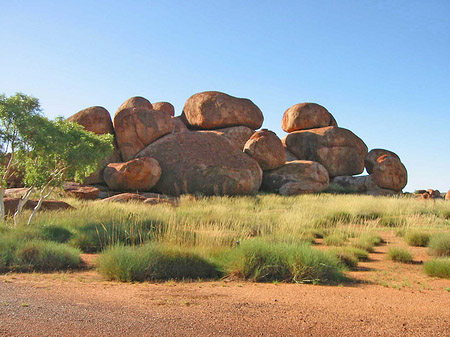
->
[0,232,449,337]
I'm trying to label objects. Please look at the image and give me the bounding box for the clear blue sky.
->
[1,0,449,192]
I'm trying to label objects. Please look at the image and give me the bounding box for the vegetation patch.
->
[323,234,346,247]
[388,247,413,263]
[428,233,450,257]
[405,231,430,247]
[315,212,353,228]
[424,258,450,278]
[379,216,406,228]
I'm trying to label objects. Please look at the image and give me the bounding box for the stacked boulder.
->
[65,92,408,199]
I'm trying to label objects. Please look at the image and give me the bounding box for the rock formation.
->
[243,129,286,170]
[281,103,337,133]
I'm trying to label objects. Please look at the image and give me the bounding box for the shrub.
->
[39,225,73,243]
[331,246,369,262]
[97,245,222,282]
[424,258,450,278]
[329,248,358,269]
[323,234,346,247]
[379,216,406,228]
[351,233,383,253]
[428,233,450,257]
[388,247,413,263]
[224,240,345,284]
[315,212,352,228]
[405,231,431,247]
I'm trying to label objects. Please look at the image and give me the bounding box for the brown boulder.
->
[113,107,174,161]
[281,103,337,133]
[181,91,263,130]
[103,157,161,192]
[285,149,298,162]
[4,198,73,214]
[330,175,397,196]
[67,106,114,135]
[445,191,450,200]
[201,126,255,150]
[426,189,441,198]
[371,155,407,192]
[365,149,400,174]
[63,182,100,200]
[136,131,262,196]
[153,102,175,116]
[117,96,153,111]
[261,160,329,195]
[283,126,368,177]
[100,193,147,203]
[244,129,286,170]
[171,116,189,134]
[143,198,175,206]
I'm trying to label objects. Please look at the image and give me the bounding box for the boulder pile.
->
[63,91,410,199]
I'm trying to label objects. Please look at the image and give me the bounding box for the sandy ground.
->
[1,232,450,337]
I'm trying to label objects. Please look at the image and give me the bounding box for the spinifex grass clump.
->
[329,246,369,269]
[351,233,383,253]
[405,231,431,247]
[379,216,406,228]
[223,240,346,284]
[0,236,81,272]
[97,244,222,282]
[323,234,346,247]
[315,212,352,228]
[354,211,382,222]
[388,247,413,263]
[424,258,450,278]
[428,233,450,257]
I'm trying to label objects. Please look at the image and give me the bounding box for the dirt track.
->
[1,233,450,336]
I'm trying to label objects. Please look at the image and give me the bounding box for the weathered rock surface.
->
[4,199,74,214]
[445,191,450,200]
[63,182,100,200]
[426,189,441,198]
[281,103,337,133]
[203,126,255,150]
[117,96,153,112]
[285,149,298,162]
[181,91,263,130]
[136,132,262,196]
[244,129,286,170]
[330,175,397,196]
[365,149,400,174]
[283,126,368,177]
[100,193,147,203]
[171,116,189,133]
[67,106,114,135]
[103,157,161,192]
[261,160,329,195]
[371,155,407,192]
[153,102,175,117]
[114,107,174,161]
[143,198,175,206]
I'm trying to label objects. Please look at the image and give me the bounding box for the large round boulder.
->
[117,96,153,111]
[261,160,329,195]
[67,106,114,135]
[281,103,337,133]
[181,91,263,130]
[152,102,175,117]
[244,129,286,170]
[282,126,368,177]
[201,126,255,150]
[114,107,174,161]
[445,191,450,201]
[136,132,262,196]
[371,155,407,192]
[103,157,161,192]
[365,149,400,174]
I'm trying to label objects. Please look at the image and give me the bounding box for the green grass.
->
[428,233,450,257]
[323,234,346,247]
[379,216,407,228]
[388,247,413,263]
[405,231,431,247]
[97,244,222,282]
[424,258,450,278]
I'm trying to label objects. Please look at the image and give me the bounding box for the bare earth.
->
[1,233,449,337]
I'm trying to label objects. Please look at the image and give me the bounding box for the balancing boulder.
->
[244,129,286,170]
[370,155,407,192]
[281,103,337,133]
[365,149,400,174]
[153,102,175,117]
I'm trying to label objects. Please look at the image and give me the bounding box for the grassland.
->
[1,193,449,282]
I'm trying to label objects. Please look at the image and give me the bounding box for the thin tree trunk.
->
[14,187,34,225]
[0,188,5,221]
[27,187,53,225]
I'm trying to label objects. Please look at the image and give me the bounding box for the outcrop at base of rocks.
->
[4,198,74,214]
[330,175,397,196]
[244,129,286,170]
[136,131,262,196]
[181,91,263,130]
[63,182,100,200]
[261,160,329,195]
[283,126,368,177]
[281,103,337,133]
[103,157,161,192]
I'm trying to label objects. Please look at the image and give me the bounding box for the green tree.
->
[0,93,41,220]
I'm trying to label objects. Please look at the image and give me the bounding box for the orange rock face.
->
[244,129,286,170]
[63,182,100,200]
[200,126,255,150]
[181,91,263,130]
[136,132,262,196]
[371,155,407,192]
[117,96,153,111]
[103,157,161,192]
[282,126,368,177]
[281,103,337,133]
[114,107,174,161]
[365,149,400,174]
[261,160,329,195]
[67,106,114,135]
[445,191,450,200]
[153,102,175,117]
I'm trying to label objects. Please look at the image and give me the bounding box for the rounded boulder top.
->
[281,103,337,133]
[115,96,153,116]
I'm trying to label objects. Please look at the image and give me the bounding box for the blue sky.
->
[1,0,449,192]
